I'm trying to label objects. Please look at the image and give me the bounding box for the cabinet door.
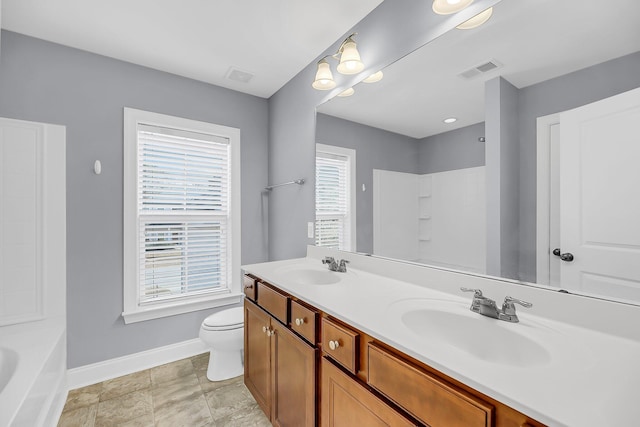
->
[271,322,317,427]
[321,358,416,427]
[244,300,272,419]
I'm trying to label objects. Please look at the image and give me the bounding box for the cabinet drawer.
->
[243,275,257,301]
[257,282,289,324]
[290,300,318,344]
[368,343,493,427]
[322,317,359,374]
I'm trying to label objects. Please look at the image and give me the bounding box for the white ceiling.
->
[0,0,383,98]
[318,0,640,139]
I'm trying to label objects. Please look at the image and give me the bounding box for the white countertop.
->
[243,250,640,427]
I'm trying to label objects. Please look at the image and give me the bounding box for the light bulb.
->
[337,38,364,75]
[312,59,336,90]
[443,117,458,124]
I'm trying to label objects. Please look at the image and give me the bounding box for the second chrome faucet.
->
[322,256,349,273]
[460,288,532,323]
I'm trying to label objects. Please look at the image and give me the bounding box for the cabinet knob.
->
[262,326,267,334]
[295,318,305,326]
[328,340,340,351]
[267,328,275,337]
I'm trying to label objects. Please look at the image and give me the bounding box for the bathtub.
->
[0,317,67,427]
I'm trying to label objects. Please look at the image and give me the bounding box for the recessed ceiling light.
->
[443,117,458,124]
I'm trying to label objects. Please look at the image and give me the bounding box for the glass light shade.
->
[456,7,493,29]
[336,39,364,75]
[363,70,384,83]
[337,87,355,97]
[432,0,474,15]
[312,59,336,90]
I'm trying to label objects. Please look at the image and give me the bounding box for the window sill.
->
[122,292,243,324]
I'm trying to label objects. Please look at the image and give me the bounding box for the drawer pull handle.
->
[245,284,253,289]
[328,340,340,350]
[295,318,305,326]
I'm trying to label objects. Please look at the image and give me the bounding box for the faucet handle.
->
[322,256,335,265]
[460,287,483,297]
[502,296,532,315]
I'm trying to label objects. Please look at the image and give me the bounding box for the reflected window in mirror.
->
[315,144,356,251]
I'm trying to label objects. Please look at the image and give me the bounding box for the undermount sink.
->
[391,299,552,368]
[275,264,342,285]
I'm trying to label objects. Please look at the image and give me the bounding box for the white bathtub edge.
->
[67,338,208,390]
[43,374,67,427]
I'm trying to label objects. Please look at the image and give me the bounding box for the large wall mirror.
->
[315,0,640,304]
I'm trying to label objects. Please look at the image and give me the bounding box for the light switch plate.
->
[307,222,314,239]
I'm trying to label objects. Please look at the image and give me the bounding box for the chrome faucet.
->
[322,257,349,272]
[460,288,532,323]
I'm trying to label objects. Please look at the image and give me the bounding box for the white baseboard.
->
[67,338,208,390]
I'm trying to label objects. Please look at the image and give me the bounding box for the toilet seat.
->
[202,306,243,331]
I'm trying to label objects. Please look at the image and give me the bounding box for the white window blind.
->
[137,124,231,304]
[315,150,351,250]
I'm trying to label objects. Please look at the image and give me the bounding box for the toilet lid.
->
[203,306,243,328]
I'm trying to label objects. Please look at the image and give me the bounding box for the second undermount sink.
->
[391,299,553,368]
[275,264,342,285]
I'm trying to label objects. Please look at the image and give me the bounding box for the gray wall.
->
[316,113,418,253]
[485,77,520,279]
[0,31,269,368]
[517,51,640,282]
[268,0,502,261]
[417,122,485,175]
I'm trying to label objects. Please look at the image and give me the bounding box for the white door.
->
[559,87,640,302]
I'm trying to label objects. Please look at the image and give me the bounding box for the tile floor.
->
[57,353,271,427]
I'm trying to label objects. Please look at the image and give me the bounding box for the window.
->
[123,108,241,323]
[315,144,356,251]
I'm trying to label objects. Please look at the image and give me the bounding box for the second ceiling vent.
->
[458,59,503,79]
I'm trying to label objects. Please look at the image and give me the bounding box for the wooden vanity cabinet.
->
[244,282,317,427]
[244,299,272,418]
[321,357,417,427]
[243,274,258,301]
[244,274,546,427]
[368,343,493,427]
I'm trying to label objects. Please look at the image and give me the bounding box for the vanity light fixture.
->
[312,33,365,90]
[432,0,474,15]
[456,7,493,29]
[443,117,458,124]
[337,87,355,97]
[363,70,384,83]
[312,58,337,90]
[336,34,364,75]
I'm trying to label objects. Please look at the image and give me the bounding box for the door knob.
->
[553,248,574,262]
[560,252,574,262]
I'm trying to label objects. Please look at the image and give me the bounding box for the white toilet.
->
[199,306,244,381]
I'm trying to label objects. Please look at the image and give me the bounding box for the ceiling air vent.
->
[226,67,254,83]
[458,59,502,79]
